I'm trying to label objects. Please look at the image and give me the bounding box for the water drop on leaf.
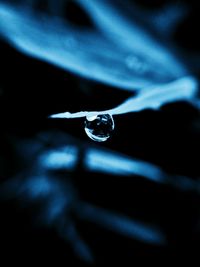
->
[84,114,115,142]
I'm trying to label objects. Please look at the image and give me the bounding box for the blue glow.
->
[85,147,197,191]
[22,176,56,198]
[1,139,199,261]
[151,3,187,35]
[111,76,198,115]
[86,148,166,183]
[64,224,93,263]
[41,146,78,170]
[45,195,68,222]
[77,0,185,76]
[0,1,190,90]
[50,76,198,118]
[78,203,165,245]
[0,1,199,262]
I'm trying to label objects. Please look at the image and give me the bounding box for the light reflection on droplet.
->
[84,114,115,142]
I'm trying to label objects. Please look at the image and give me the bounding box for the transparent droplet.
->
[84,114,115,142]
[126,54,148,74]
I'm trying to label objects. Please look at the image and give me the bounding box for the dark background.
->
[0,0,200,265]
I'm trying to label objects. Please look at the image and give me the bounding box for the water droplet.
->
[84,114,115,142]
[126,55,148,74]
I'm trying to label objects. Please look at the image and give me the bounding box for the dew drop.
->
[126,54,148,74]
[84,114,115,142]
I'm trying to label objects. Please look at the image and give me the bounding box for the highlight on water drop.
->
[84,114,115,142]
